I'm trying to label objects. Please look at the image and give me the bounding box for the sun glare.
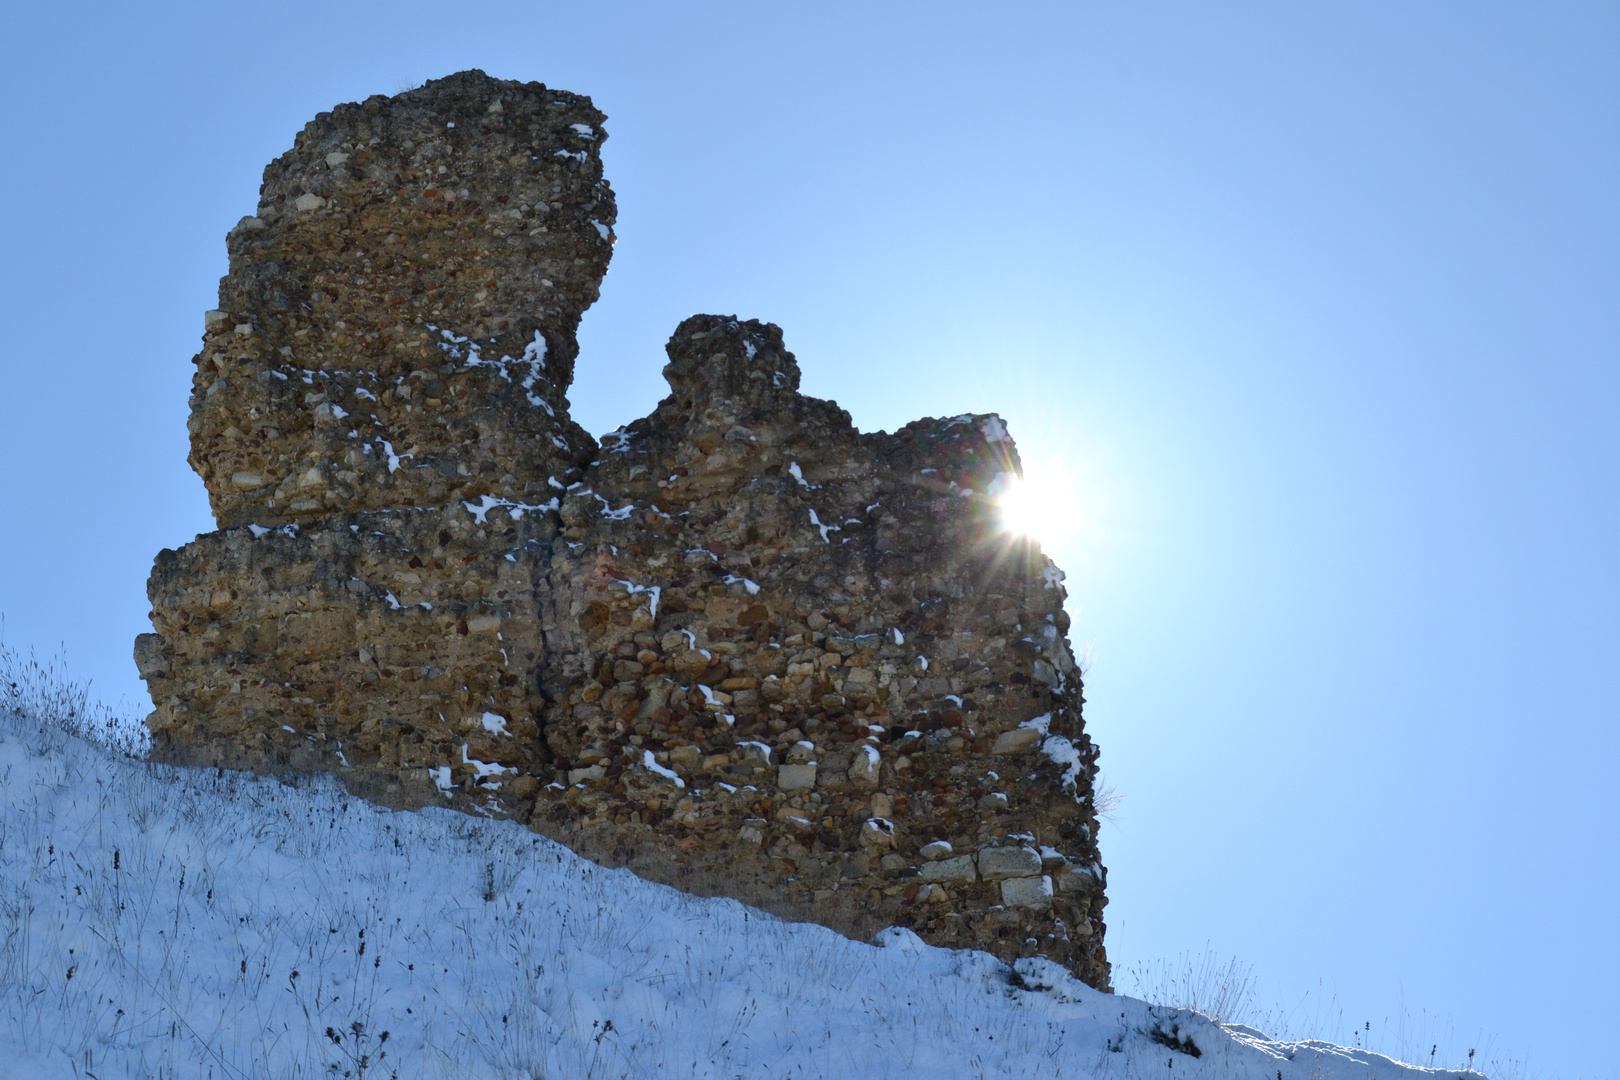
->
[993,467,1081,546]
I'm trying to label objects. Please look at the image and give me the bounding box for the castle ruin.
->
[134,70,1112,989]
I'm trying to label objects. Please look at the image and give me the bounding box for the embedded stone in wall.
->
[978,845,1043,881]
[1001,875,1054,910]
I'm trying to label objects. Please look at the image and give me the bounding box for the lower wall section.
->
[534,797,1108,982]
[139,494,1112,990]
[139,504,557,806]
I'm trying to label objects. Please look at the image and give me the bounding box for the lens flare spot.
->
[992,469,1080,545]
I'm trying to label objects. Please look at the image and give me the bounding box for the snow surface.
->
[463,493,560,524]
[808,508,839,542]
[640,749,685,789]
[378,439,407,473]
[616,581,660,620]
[595,494,636,521]
[1019,712,1086,794]
[0,703,1484,1079]
[721,574,761,595]
[432,326,553,413]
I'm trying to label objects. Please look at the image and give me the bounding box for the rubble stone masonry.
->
[138,71,1112,989]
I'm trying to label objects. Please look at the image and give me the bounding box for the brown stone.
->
[138,73,1112,992]
[992,727,1042,754]
[187,70,610,528]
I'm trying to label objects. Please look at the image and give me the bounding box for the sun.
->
[992,466,1081,546]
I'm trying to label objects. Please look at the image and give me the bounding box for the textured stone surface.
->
[140,73,1112,991]
[1000,874,1054,910]
[139,504,557,805]
[920,855,979,885]
[187,70,610,528]
[977,845,1044,881]
[992,727,1041,754]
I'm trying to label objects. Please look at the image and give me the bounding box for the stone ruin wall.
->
[187,69,609,528]
[136,71,1113,990]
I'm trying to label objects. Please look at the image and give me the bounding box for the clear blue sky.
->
[2,3,1614,1075]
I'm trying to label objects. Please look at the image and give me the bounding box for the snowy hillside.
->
[0,670,1486,1079]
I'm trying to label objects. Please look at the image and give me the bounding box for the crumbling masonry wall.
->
[137,71,1112,989]
[187,69,610,528]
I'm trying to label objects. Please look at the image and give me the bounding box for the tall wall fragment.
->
[138,73,1112,990]
[189,69,610,527]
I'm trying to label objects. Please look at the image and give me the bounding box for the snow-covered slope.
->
[0,701,1486,1079]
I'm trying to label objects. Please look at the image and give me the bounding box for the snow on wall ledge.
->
[2,702,1482,1080]
[137,73,1112,991]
